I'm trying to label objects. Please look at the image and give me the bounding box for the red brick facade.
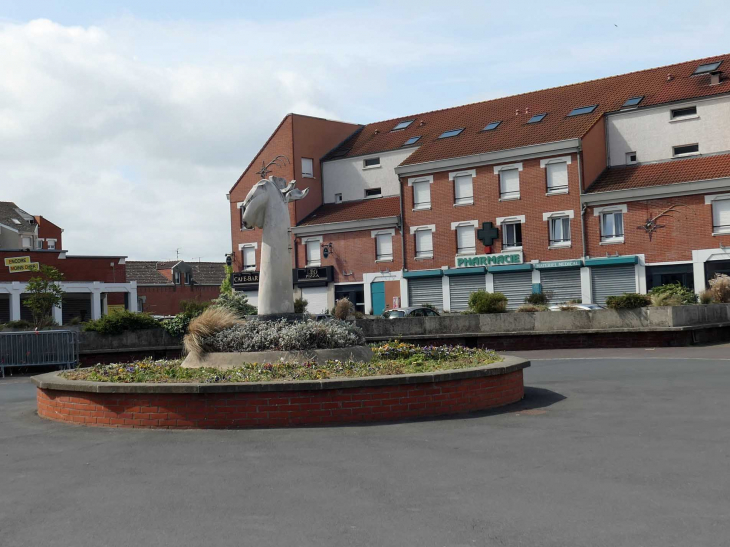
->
[138,285,221,316]
[0,251,125,282]
[36,369,524,429]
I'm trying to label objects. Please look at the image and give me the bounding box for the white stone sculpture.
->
[240,170,308,315]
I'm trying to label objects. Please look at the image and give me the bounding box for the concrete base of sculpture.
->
[181,345,374,369]
[248,313,309,323]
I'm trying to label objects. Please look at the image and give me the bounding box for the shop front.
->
[404,269,444,310]
[585,256,639,306]
[534,259,583,305]
[445,267,487,312]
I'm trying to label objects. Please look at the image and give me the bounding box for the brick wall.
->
[402,154,583,270]
[36,369,524,429]
[138,285,221,316]
[295,228,403,283]
[0,251,126,282]
[585,194,730,262]
[36,216,64,250]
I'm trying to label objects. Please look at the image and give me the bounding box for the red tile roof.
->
[326,54,730,167]
[586,153,730,194]
[298,196,400,226]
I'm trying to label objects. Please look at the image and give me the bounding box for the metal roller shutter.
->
[408,277,443,310]
[492,271,533,310]
[541,269,582,305]
[302,286,329,314]
[449,274,486,312]
[62,296,92,323]
[0,296,10,323]
[591,265,637,305]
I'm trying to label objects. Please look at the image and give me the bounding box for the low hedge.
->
[83,311,160,335]
[605,293,651,310]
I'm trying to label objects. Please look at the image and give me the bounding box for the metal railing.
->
[0,330,79,378]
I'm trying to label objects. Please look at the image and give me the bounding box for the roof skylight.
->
[403,136,421,146]
[693,61,722,75]
[527,113,547,124]
[483,121,501,131]
[392,120,414,131]
[11,218,21,225]
[622,96,644,107]
[567,105,598,117]
[438,128,464,139]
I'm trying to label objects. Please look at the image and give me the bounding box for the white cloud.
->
[1,4,728,261]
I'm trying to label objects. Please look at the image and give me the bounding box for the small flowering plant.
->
[62,342,500,384]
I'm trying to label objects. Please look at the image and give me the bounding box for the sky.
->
[1,0,729,261]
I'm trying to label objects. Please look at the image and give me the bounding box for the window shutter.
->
[546,162,568,191]
[306,241,320,264]
[500,169,520,197]
[377,234,393,259]
[456,225,475,253]
[243,247,256,268]
[454,175,473,204]
[301,158,313,177]
[713,200,730,232]
[413,181,431,207]
[416,229,433,256]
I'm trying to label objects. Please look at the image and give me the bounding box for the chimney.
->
[710,70,722,86]
[667,73,674,81]
[515,108,520,116]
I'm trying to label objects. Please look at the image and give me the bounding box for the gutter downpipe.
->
[398,176,406,272]
[578,151,587,259]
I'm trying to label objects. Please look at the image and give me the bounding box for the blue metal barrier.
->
[0,330,79,378]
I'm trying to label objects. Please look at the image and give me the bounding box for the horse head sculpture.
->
[240,173,309,315]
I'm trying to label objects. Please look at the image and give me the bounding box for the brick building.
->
[0,201,136,324]
[229,54,730,313]
[126,261,226,316]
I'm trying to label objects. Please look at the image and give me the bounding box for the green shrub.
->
[2,319,33,330]
[83,311,160,335]
[68,316,83,326]
[517,304,547,312]
[179,300,211,316]
[212,291,257,317]
[294,298,308,314]
[649,282,697,306]
[468,290,508,314]
[524,292,550,306]
[334,298,353,320]
[605,293,651,310]
[161,314,192,338]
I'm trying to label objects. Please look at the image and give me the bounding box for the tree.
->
[24,265,64,328]
[220,264,233,294]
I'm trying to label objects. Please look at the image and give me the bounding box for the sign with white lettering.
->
[4,256,31,266]
[533,260,583,270]
[455,251,523,268]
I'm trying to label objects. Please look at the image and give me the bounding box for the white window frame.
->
[449,169,475,206]
[364,187,382,199]
[301,157,314,178]
[408,175,433,211]
[669,105,699,122]
[410,224,435,259]
[451,220,478,256]
[594,204,627,244]
[183,271,192,284]
[496,215,525,250]
[173,270,181,284]
[372,229,395,262]
[543,210,574,248]
[36,238,44,249]
[540,156,571,195]
[21,236,32,248]
[626,151,637,165]
[304,236,323,267]
[494,163,523,201]
[705,194,730,235]
[47,239,57,250]
[237,202,252,231]
[334,193,343,203]
[239,242,259,271]
[672,143,700,157]
[363,157,381,170]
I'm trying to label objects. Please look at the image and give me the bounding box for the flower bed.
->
[62,343,500,383]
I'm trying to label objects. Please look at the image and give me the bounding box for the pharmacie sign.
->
[456,251,523,268]
[533,259,583,270]
[4,256,40,273]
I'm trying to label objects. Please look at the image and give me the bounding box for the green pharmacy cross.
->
[477,222,500,247]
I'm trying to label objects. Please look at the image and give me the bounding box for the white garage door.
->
[302,286,329,314]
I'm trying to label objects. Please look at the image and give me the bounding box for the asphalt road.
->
[1,346,729,547]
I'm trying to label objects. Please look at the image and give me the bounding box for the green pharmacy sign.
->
[456,251,523,268]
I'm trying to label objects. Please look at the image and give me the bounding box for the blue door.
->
[371,282,386,315]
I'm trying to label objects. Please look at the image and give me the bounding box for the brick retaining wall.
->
[34,365,526,429]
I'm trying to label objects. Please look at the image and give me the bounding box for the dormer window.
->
[173,271,181,284]
[184,272,192,284]
[391,120,414,131]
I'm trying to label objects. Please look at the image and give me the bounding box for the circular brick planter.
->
[31,356,529,429]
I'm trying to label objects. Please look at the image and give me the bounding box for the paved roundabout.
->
[1,345,729,547]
